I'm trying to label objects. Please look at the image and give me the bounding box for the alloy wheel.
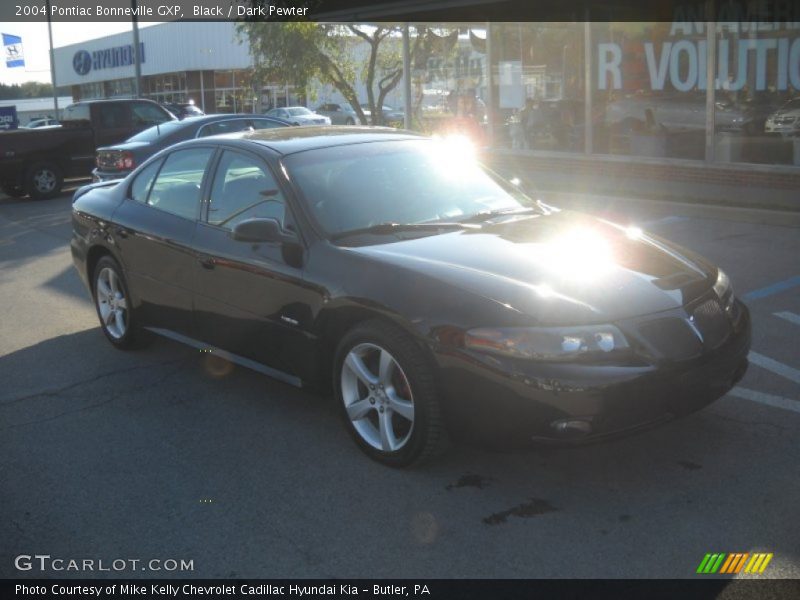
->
[340,343,415,452]
[95,267,128,339]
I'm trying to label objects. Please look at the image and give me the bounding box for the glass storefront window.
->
[492,23,585,152]
[714,23,800,166]
[590,22,707,160]
[410,26,488,142]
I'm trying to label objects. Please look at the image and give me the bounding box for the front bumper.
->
[436,300,751,445]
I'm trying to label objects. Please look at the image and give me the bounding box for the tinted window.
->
[287,107,311,116]
[129,159,163,204]
[147,148,214,220]
[132,102,171,127]
[127,120,185,143]
[197,120,254,138]
[284,139,533,236]
[251,119,285,130]
[96,103,129,129]
[207,151,285,230]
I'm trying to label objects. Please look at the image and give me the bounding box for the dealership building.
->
[52,16,800,206]
[52,21,312,113]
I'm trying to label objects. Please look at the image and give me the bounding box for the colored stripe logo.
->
[696,552,773,574]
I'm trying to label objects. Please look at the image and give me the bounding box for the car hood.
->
[770,108,800,118]
[347,211,716,325]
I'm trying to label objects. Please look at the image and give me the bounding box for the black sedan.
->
[92,113,291,182]
[71,128,750,466]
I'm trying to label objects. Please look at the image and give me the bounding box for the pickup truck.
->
[0,98,175,199]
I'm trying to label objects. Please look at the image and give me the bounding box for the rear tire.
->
[345,117,355,125]
[25,162,63,199]
[92,256,149,350]
[334,319,448,467]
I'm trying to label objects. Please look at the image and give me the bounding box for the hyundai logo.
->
[73,50,92,75]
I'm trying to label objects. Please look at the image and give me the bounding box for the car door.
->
[192,147,312,378]
[112,146,215,335]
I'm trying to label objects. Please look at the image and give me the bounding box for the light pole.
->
[45,0,59,116]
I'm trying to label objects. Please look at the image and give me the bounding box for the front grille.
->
[635,317,703,360]
[775,116,796,125]
[691,298,730,349]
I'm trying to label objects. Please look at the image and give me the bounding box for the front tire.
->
[92,256,147,349]
[25,162,63,199]
[334,320,448,467]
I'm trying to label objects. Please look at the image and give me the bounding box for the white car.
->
[764,98,800,135]
[265,106,330,126]
[25,118,60,129]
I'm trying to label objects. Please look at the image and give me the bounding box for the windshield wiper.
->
[330,221,480,241]
[460,206,540,223]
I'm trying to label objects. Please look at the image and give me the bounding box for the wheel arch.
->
[313,304,437,393]
[86,245,115,292]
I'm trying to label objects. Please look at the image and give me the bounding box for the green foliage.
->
[0,82,65,100]
[238,22,406,126]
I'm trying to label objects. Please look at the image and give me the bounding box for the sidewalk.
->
[486,149,800,212]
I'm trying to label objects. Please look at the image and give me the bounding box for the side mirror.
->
[231,218,296,244]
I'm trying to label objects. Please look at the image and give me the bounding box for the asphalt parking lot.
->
[1,186,798,579]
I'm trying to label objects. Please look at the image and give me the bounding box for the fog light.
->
[551,419,592,436]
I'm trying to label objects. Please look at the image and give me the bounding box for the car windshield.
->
[127,120,185,143]
[287,107,312,116]
[284,138,538,239]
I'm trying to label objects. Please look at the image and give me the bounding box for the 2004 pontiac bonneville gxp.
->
[71,127,751,466]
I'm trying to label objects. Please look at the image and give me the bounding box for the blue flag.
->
[3,33,25,68]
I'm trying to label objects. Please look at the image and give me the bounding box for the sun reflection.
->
[540,228,615,281]
[427,134,477,178]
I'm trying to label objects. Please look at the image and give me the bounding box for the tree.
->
[239,22,411,125]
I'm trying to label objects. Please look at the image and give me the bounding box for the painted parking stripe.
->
[774,311,800,326]
[727,387,800,415]
[642,215,687,228]
[741,275,800,302]
[748,351,800,385]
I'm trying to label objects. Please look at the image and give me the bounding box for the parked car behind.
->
[265,106,330,125]
[315,102,361,125]
[93,113,291,181]
[25,118,60,129]
[764,98,800,135]
[162,102,205,120]
[360,103,405,125]
[71,127,750,467]
[0,98,175,199]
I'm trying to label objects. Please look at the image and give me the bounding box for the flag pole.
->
[45,0,59,117]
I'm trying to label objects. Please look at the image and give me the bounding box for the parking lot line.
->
[741,275,800,302]
[748,351,800,385]
[641,215,688,229]
[728,387,800,415]
[774,311,800,326]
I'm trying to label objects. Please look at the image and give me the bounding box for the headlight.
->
[713,269,735,312]
[464,324,630,362]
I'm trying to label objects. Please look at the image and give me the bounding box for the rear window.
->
[127,120,185,143]
[62,104,90,121]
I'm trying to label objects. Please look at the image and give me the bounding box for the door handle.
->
[198,255,215,270]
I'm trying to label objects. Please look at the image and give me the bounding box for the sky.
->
[0,21,162,86]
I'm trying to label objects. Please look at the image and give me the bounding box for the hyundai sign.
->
[0,106,18,130]
[72,42,145,76]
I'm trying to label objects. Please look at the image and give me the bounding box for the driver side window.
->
[207,150,286,231]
